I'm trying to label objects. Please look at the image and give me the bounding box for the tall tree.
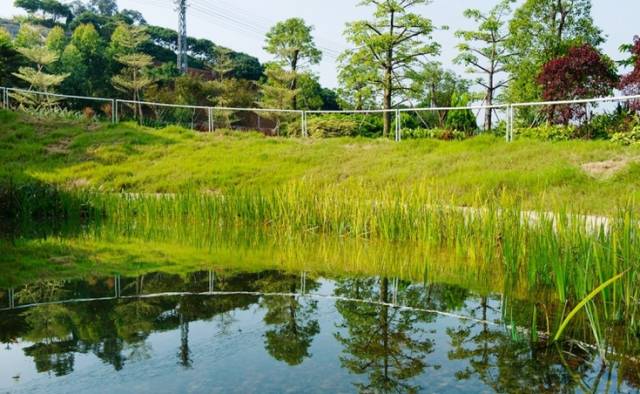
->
[14,0,74,25]
[0,28,22,87]
[337,50,380,110]
[505,0,604,103]
[537,44,618,124]
[264,18,322,110]
[70,23,107,95]
[620,36,640,101]
[110,23,154,120]
[407,62,471,128]
[455,0,514,131]
[341,0,440,137]
[11,44,69,109]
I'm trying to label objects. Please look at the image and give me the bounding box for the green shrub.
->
[307,116,359,138]
[611,125,640,145]
[516,124,576,141]
[579,110,639,139]
[444,93,478,134]
[306,114,383,138]
[402,128,467,140]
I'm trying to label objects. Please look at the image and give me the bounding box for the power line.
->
[136,0,343,60]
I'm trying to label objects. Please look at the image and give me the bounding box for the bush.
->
[579,110,639,139]
[307,116,358,138]
[611,125,640,145]
[515,124,576,141]
[306,114,383,138]
[402,128,467,141]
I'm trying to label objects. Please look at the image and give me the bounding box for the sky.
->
[3,0,640,89]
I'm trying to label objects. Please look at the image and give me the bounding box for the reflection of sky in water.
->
[0,273,634,393]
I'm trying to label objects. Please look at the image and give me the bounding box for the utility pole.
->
[175,0,188,74]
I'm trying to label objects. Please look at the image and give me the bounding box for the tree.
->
[69,23,107,95]
[505,0,605,103]
[14,0,73,25]
[45,25,67,55]
[337,50,380,110]
[445,93,478,134]
[110,23,155,120]
[11,45,69,109]
[264,18,322,110]
[0,28,22,87]
[259,63,298,134]
[88,0,118,17]
[14,24,43,48]
[455,0,514,131]
[620,36,640,100]
[341,0,440,137]
[537,44,618,125]
[407,62,471,128]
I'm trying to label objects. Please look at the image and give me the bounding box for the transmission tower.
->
[175,0,188,74]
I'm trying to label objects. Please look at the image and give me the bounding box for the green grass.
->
[2,110,640,213]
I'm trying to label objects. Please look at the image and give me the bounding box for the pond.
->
[0,268,638,393]
[1,189,640,393]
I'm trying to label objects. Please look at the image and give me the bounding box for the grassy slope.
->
[2,109,640,213]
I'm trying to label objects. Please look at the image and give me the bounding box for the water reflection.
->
[0,271,638,393]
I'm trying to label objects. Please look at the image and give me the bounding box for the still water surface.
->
[0,270,635,393]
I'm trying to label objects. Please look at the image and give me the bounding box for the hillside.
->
[2,110,640,214]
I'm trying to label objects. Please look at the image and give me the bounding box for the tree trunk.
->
[383,70,392,137]
[484,72,494,131]
[291,51,299,111]
[382,10,395,138]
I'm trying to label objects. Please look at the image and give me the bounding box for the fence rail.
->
[2,85,640,143]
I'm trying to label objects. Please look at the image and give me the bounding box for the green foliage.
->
[505,0,605,103]
[264,18,322,110]
[445,93,477,133]
[455,0,514,130]
[611,125,640,146]
[307,115,359,138]
[408,62,471,112]
[516,124,576,141]
[581,110,639,139]
[264,18,321,70]
[402,128,467,141]
[0,28,22,87]
[341,0,440,135]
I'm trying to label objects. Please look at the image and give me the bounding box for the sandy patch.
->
[581,158,634,179]
[45,138,72,155]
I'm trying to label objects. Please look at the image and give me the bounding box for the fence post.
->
[114,99,119,123]
[208,107,213,132]
[301,111,308,137]
[111,99,116,123]
[395,109,401,142]
[2,88,7,110]
[506,105,513,142]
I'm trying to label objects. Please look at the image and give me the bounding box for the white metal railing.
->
[2,85,640,142]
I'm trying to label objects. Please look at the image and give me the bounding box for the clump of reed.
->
[0,180,99,237]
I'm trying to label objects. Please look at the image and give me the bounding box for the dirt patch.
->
[48,256,75,266]
[45,138,72,155]
[69,178,90,188]
[581,158,633,179]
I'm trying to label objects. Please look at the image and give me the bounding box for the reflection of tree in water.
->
[334,277,438,393]
[447,297,596,392]
[255,271,320,366]
[21,304,78,376]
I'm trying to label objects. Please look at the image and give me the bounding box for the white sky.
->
[2,0,639,88]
